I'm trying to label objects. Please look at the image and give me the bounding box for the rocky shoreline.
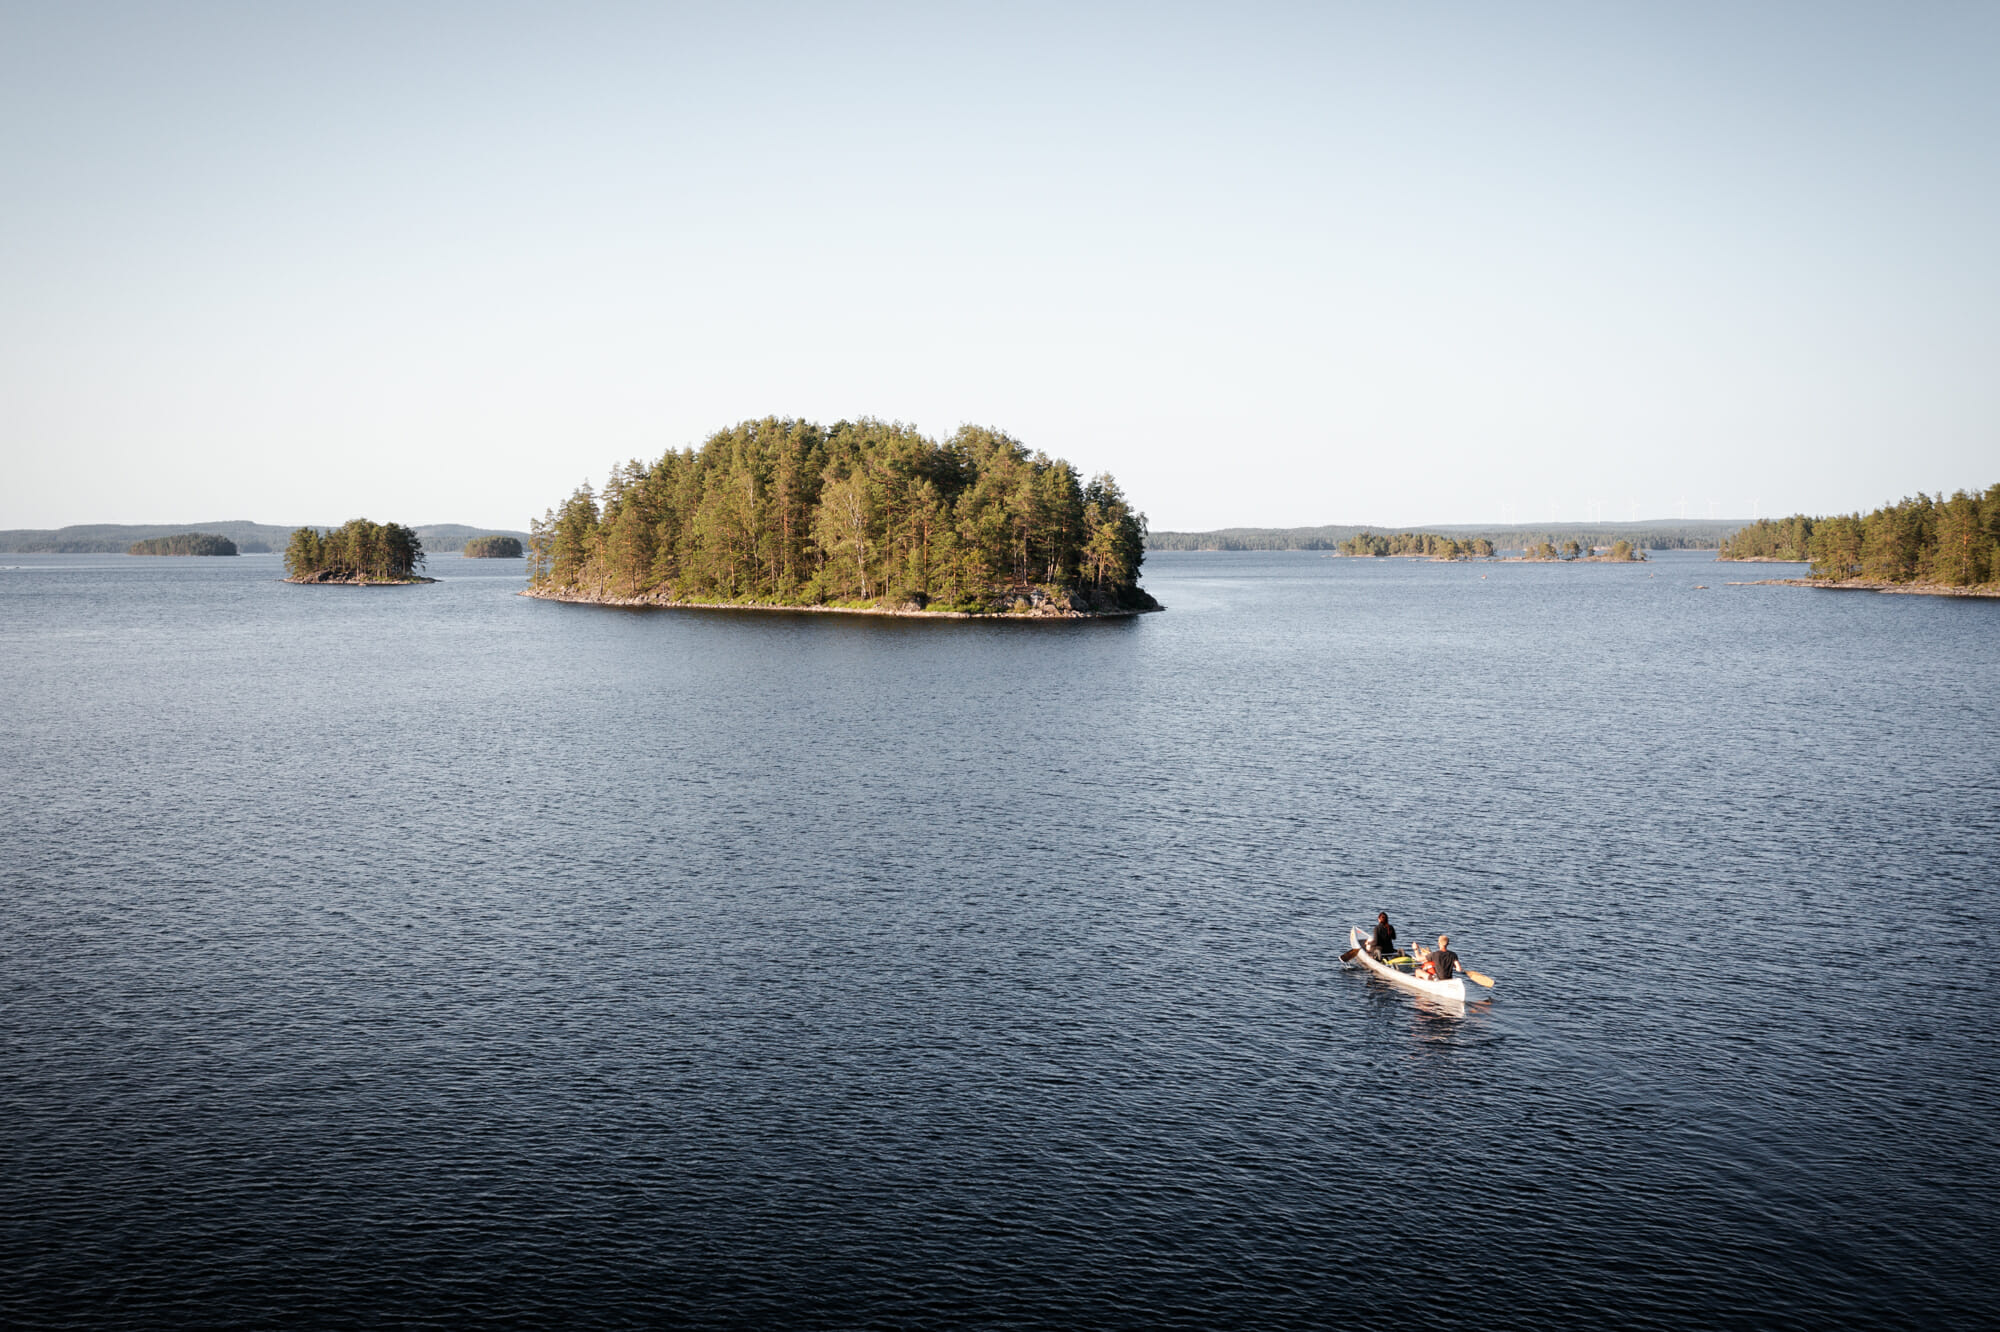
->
[1726,577,2000,599]
[285,573,437,586]
[520,586,1161,618]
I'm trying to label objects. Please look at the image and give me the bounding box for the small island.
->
[284,519,432,584]
[1719,486,1998,596]
[1330,532,1644,562]
[129,532,238,556]
[527,417,1158,617]
[1513,539,1646,562]
[463,535,524,558]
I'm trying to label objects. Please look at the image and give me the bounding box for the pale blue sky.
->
[3,1,1994,530]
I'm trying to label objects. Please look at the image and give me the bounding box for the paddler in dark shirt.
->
[1421,935,1460,981]
[1370,912,1398,959]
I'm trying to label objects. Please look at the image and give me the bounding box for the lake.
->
[2,549,1994,1329]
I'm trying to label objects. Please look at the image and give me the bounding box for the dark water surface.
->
[3,550,1995,1329]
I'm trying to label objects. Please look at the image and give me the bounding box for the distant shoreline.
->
[1315,552,1649,564]
[520,588,1158,619]
[0,521,529,555]
[1727,578,2000,599]
[1149,520,1741,552]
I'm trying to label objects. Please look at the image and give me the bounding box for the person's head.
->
[1377,912,1388,923]
[1438,935,1449,948]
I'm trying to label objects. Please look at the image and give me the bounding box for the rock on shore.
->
[521,584,1162,618]
[285,571,437,586]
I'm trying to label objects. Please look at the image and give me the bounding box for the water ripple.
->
[1,552,1994,1328]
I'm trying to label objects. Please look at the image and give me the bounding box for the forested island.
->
[1719,485,1999,592]
[463,535,523,558]
[284,519,430,584]
[128,533,237,556]
[1338,531,1495,559]
[528,418,1155,617]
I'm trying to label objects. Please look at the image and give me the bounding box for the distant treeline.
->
[0,522,519,555]
[0,521,292,553]
[1334,531,1647,561]
[531,418,1151,612]
[128,533,236,556]
[1718,486,1999,585]
[284,519,426,583]
[463,535,523,558]
[1150,521,1740,552]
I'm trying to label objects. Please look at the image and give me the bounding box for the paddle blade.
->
[1340,947,1360,962]
[1464,968,1495,988]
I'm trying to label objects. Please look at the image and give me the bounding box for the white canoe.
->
[1347,927,1477,1003]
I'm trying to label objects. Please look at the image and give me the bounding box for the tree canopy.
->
[1718,486,2000,585]
[128,533,236,556]
[284,520,426,583]
[528,418,1151,613]
[463,535,524,558]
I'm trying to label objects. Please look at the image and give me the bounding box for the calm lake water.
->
[3,550,1995,1329]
